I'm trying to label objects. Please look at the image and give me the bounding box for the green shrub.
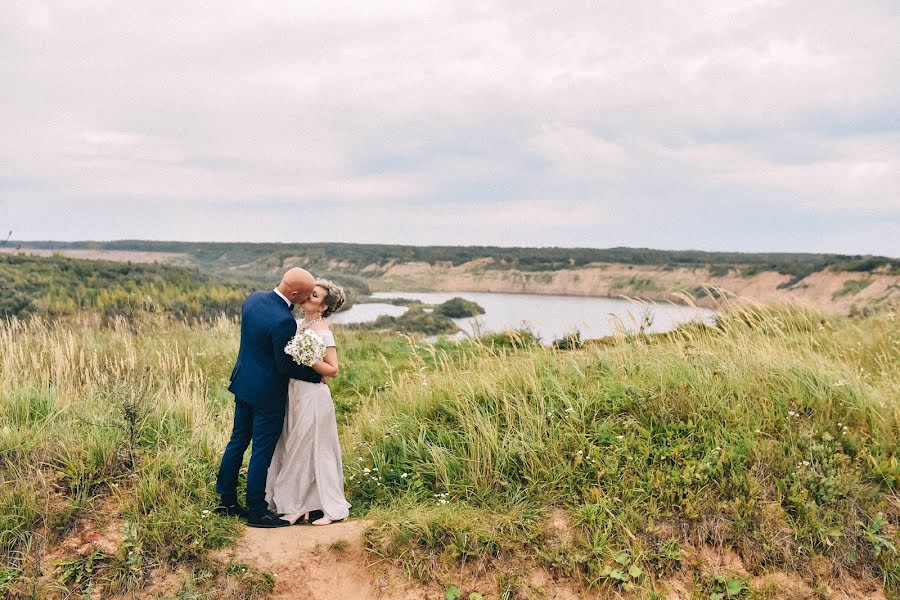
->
[435,297,486,318]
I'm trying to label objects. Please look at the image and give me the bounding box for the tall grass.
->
[0,314,417,597]
[1,302,897,597]
[348,301,899,594]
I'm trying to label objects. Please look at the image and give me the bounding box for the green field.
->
[1,294,897,597]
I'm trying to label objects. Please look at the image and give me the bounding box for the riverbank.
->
[366,259,900,314]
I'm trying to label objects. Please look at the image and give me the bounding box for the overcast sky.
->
[1,1,898,255]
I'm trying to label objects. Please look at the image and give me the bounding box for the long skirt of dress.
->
[265,380,351,521]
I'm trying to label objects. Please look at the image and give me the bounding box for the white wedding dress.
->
[265,328,351,521]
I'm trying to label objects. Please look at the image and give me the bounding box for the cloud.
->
[0,0,897,254]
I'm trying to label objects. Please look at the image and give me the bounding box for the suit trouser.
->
[215,396,286,517]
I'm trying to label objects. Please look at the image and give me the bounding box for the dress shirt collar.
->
[273,288,292,307]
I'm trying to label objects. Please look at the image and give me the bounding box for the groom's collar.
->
[272,288,292,308]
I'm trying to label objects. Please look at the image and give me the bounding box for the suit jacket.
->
[228,290,321,410]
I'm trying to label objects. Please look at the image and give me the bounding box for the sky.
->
[1,1,898,255]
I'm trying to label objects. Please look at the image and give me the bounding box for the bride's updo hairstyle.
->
[315,279,346,318]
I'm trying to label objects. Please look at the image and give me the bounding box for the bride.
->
[265,279,351,525]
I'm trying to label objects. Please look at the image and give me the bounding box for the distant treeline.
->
[17,240,899,281]
[0,253,250,320]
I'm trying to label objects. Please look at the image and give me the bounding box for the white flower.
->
[616,435,624,440]
[401,472,409,479]
[284,328,327,367]
[363,468,371,474]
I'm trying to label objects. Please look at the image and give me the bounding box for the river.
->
[331,291,716,343]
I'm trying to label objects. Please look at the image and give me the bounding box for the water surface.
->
[332,291,715,343]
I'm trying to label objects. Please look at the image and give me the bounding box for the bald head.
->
[277,268,316,305]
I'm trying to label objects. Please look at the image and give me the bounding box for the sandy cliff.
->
[363,259,899,313]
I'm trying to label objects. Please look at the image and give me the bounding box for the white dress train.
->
[265,328,351,521]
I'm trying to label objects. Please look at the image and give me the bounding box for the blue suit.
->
[216,290,321,516]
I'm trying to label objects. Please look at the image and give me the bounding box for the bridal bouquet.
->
[284,328,326,367]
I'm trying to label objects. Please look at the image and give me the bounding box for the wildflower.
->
[201,509,210,517]
[401,472,409,479]
[616,435,624,440]
[363,467,371,474]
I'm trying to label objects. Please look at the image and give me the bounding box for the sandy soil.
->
[221,519,428,600]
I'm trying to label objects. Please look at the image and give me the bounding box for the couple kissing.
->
[215,268,351,528]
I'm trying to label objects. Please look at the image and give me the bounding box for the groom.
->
[215,268,323,528]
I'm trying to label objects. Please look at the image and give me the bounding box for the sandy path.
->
[223,519,425,600]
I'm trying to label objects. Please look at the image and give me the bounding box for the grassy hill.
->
[1,300,897,598]
[0,252,250,321]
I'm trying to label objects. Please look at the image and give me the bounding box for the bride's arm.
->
[311,346,338,378]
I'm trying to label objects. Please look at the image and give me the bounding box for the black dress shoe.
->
[214,503,248,519]
[306,509,325,522]
[247,511,291,528]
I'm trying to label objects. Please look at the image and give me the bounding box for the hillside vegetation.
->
[1,298,897,598]
[15,240,899,280]
[0,253,249,321]
[12,241,899,314]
